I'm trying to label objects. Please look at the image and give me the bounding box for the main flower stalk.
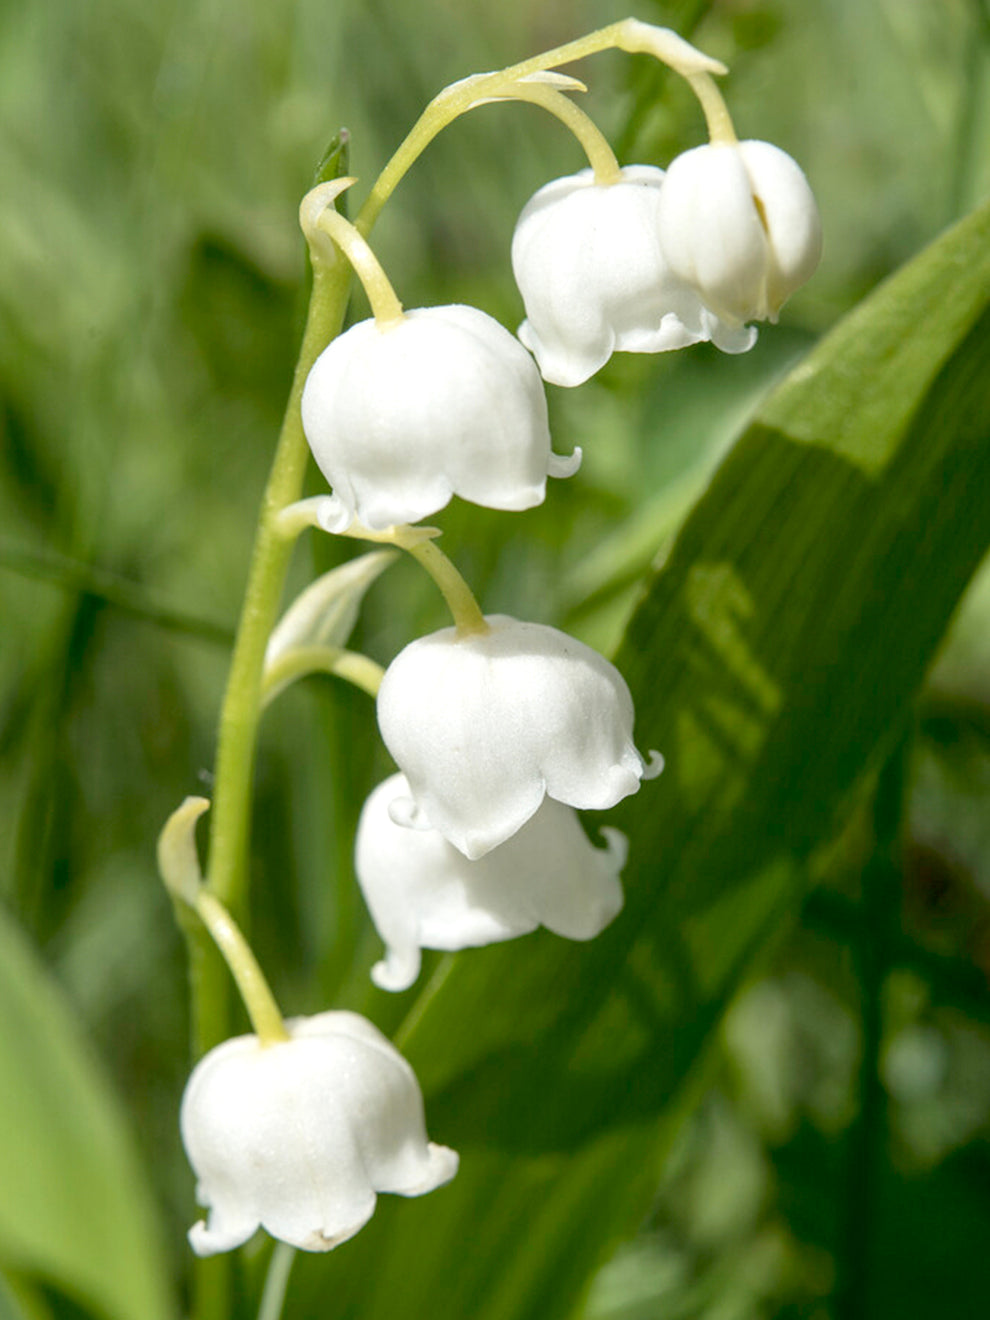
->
[199,255,350,1051]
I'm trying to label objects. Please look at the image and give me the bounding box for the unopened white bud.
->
[657,140,822,326]
[512,167,755,386]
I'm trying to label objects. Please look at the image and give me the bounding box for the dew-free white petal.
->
[300,304,577,529]
[376,615,651,859]
[356,773,627,990]
[180,1011,457,1255]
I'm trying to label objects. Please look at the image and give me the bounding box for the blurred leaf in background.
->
[1,0,988,1318]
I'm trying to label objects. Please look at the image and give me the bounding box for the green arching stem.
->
[157,797,289,1045]
[195,890,289,1045]
[257,1243,297,1320]
[261,644,385,704]
[274,502,488,638]
[397,536,488,638]
[314,206,405,327]
[356,17,728,233]
[685,71,738,146]
[509,80,621,185]
[204,255,350,931]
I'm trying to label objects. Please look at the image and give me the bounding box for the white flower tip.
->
[418,1143,460,1192]
[548,446,582,479]
[388,796,434,832]
[518,320,602,388]
[371,948,421,994]
[643,749,665,780]
[188,1216,253,1258]
[275,495,345,540]
[599,826,630,872]
[314,494,356,535]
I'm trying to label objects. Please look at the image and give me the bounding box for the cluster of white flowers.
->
[513,141,820,386]
[179,27,821,1266]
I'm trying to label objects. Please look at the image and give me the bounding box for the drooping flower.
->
[376,614,661,860]
[300,304,579,532]
[180,1011,458,1255]
[511,166,756,387]
[356,773,628,991]
[657,140,822,327]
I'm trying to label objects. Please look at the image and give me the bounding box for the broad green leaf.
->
[0,904,176,1320]
[0,1274,34,1320]
[304,200,990,1319]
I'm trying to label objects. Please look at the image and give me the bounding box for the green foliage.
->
[285,192,990,1320]
[0,904,175,1320]
[1,2,989,1319]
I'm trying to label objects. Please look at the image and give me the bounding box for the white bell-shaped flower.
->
[377,614,659,860]
[512,166,755,386]
[180,1011,458,1255]
[657,140,822,327]
[300,304,579,532]
[357,773,628,991]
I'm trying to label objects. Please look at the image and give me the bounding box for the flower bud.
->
[356,773,628,991]
[180,1012,457,1255]
[376,614,660,859]
[300,304,579,531]
[657,140,822,326]
[512,167,755,386]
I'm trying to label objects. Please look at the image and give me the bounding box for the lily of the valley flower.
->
[512,166,755,386]
[356,773,628,991]
[300,304,580,532]
[377,614,660,860]
[657,139,822,327]
[180,1011,457,1255]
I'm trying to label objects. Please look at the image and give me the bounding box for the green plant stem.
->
[261,644,385,704]
[195,254,350,1058]
[494,79,621,184]
[258,1244,297,1320]
[356,18,726,233]
[399,536,488,637]
[195,891,289,1044]
[206,257,349,910]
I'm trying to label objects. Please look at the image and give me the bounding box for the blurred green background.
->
[1,0,989,1317]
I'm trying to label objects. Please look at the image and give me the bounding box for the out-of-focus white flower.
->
[180,1011,457,1255]
[377,614,660,860]
[657,140,822,327]
[356,772,628,991]
[512,166,755,386]
[300,304,579,532]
